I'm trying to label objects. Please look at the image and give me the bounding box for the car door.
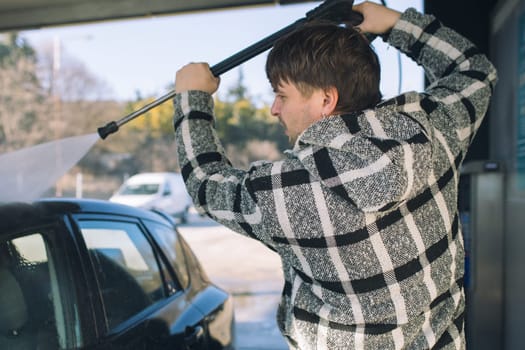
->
[72,214,209,350]
[0,221,90,350]
[144,219,235,349]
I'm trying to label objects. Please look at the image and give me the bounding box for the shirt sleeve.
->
[173,90,275,245]
[386,8,498,157]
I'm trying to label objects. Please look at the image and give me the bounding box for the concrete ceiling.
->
[0,0,315,32]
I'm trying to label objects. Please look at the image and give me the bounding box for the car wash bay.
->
[1,0,524,348]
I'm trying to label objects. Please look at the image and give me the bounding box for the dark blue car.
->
[0,198,235,349]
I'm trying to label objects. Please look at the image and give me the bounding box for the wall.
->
[424,0,525,348]
[425,0,498,161]
[490,0,525,349]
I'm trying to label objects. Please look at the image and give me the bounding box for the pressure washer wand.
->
[96,19,304,140]
[97,0,363,140]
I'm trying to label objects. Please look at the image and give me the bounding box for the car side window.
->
[0,233,66,349]
[145,220,189,289]
[78,220,165,330]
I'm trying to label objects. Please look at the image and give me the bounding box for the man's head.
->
[266,21,381,143]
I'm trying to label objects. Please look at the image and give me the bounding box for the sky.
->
[20,0,423,105]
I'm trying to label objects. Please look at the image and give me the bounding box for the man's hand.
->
[352,1,401,35]
[174,62,220,94]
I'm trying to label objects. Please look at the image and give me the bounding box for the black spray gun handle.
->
[97,0,365,140]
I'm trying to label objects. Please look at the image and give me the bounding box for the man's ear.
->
[322,86,339,116]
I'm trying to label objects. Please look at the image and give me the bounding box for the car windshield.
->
[120,183,159,195]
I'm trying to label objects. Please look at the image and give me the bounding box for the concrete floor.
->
[178,213,288,350]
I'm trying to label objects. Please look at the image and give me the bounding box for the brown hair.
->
[266,21,382,113]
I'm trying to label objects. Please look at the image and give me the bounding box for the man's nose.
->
[270,99,280,117]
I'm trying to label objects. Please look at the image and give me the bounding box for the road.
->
[177,212,288,350]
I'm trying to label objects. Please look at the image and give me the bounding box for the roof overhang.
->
[0,0,315,32]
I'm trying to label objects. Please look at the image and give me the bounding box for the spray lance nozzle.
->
[97,0,365,140]
[97,121,118,140]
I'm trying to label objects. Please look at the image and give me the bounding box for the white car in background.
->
[110,172,193,223]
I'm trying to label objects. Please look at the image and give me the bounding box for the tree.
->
[34,40,116,140]
[212,70,288,167]
[108,70,288,173]
[226,67,248,101]
[0,33,44,151]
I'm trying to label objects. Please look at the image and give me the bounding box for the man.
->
[172,1,497,349]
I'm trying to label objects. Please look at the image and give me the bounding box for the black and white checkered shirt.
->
[173,8,497,350]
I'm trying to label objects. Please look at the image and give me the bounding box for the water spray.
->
[97,0,366,140]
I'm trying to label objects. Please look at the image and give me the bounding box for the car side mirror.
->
[184,325,205,349]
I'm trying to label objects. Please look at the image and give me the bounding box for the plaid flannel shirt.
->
[173,8,497,350]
